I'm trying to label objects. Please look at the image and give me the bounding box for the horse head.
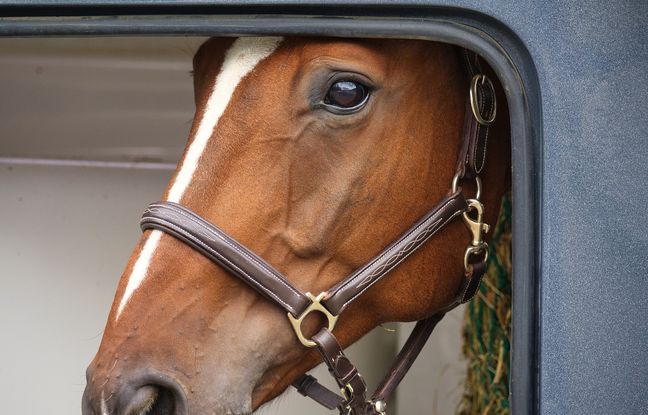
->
[83,36,510,415]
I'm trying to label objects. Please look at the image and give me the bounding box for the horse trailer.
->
[1,2,646,414]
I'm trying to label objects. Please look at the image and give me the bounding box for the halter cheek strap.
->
[139,49,497,415]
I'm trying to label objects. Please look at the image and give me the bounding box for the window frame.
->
[0,6,542,414]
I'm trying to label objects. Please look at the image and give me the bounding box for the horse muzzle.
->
[82,366,188,415]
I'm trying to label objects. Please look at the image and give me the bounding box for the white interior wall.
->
[0,37,466,415]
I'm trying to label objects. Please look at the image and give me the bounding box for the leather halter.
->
[139,49,497,415]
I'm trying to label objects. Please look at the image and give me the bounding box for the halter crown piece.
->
[140,49,497,415]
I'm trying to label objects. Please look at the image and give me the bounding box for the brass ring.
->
[464,244,489,270]
[287,292,339,348]
[469,74,497,126]
[452,173,482,201]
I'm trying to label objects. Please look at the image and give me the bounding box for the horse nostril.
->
[124,385,159,415]
[122,383,185,415]
[122,372,188,415]
[82,368,187,415]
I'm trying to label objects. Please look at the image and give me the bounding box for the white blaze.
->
[116,230,162,318]
[167,36,283,203]
[116,37,283,319]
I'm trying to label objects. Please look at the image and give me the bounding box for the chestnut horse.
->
[83,37,510,415]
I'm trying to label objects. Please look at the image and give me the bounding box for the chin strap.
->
[293,314,446,415]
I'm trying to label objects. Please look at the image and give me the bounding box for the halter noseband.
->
[139,49,497,415]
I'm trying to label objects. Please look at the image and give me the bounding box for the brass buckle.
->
[341,383,354,401]
[462,199,490,270]
[469,74,497,126]
[287,292,339,348]
[339,383,354,415]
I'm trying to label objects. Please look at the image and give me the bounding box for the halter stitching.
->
[148,203,304,305]
[338,208,464,312]
[332,195,458,294]
[142,217,296,314]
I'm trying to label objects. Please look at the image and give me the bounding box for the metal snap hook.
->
[462,199,490,270]
[462,199,490,247]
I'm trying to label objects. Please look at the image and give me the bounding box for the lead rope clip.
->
[452,174,490,271]
[462,198,490,270]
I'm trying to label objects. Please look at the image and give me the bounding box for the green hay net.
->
[459,193,512,415]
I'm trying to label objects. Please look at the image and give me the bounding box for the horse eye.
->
[324,81,369,109]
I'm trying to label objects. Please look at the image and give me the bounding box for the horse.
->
[82,36,510,415]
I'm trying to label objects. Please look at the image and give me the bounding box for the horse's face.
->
[83,37,508,415]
